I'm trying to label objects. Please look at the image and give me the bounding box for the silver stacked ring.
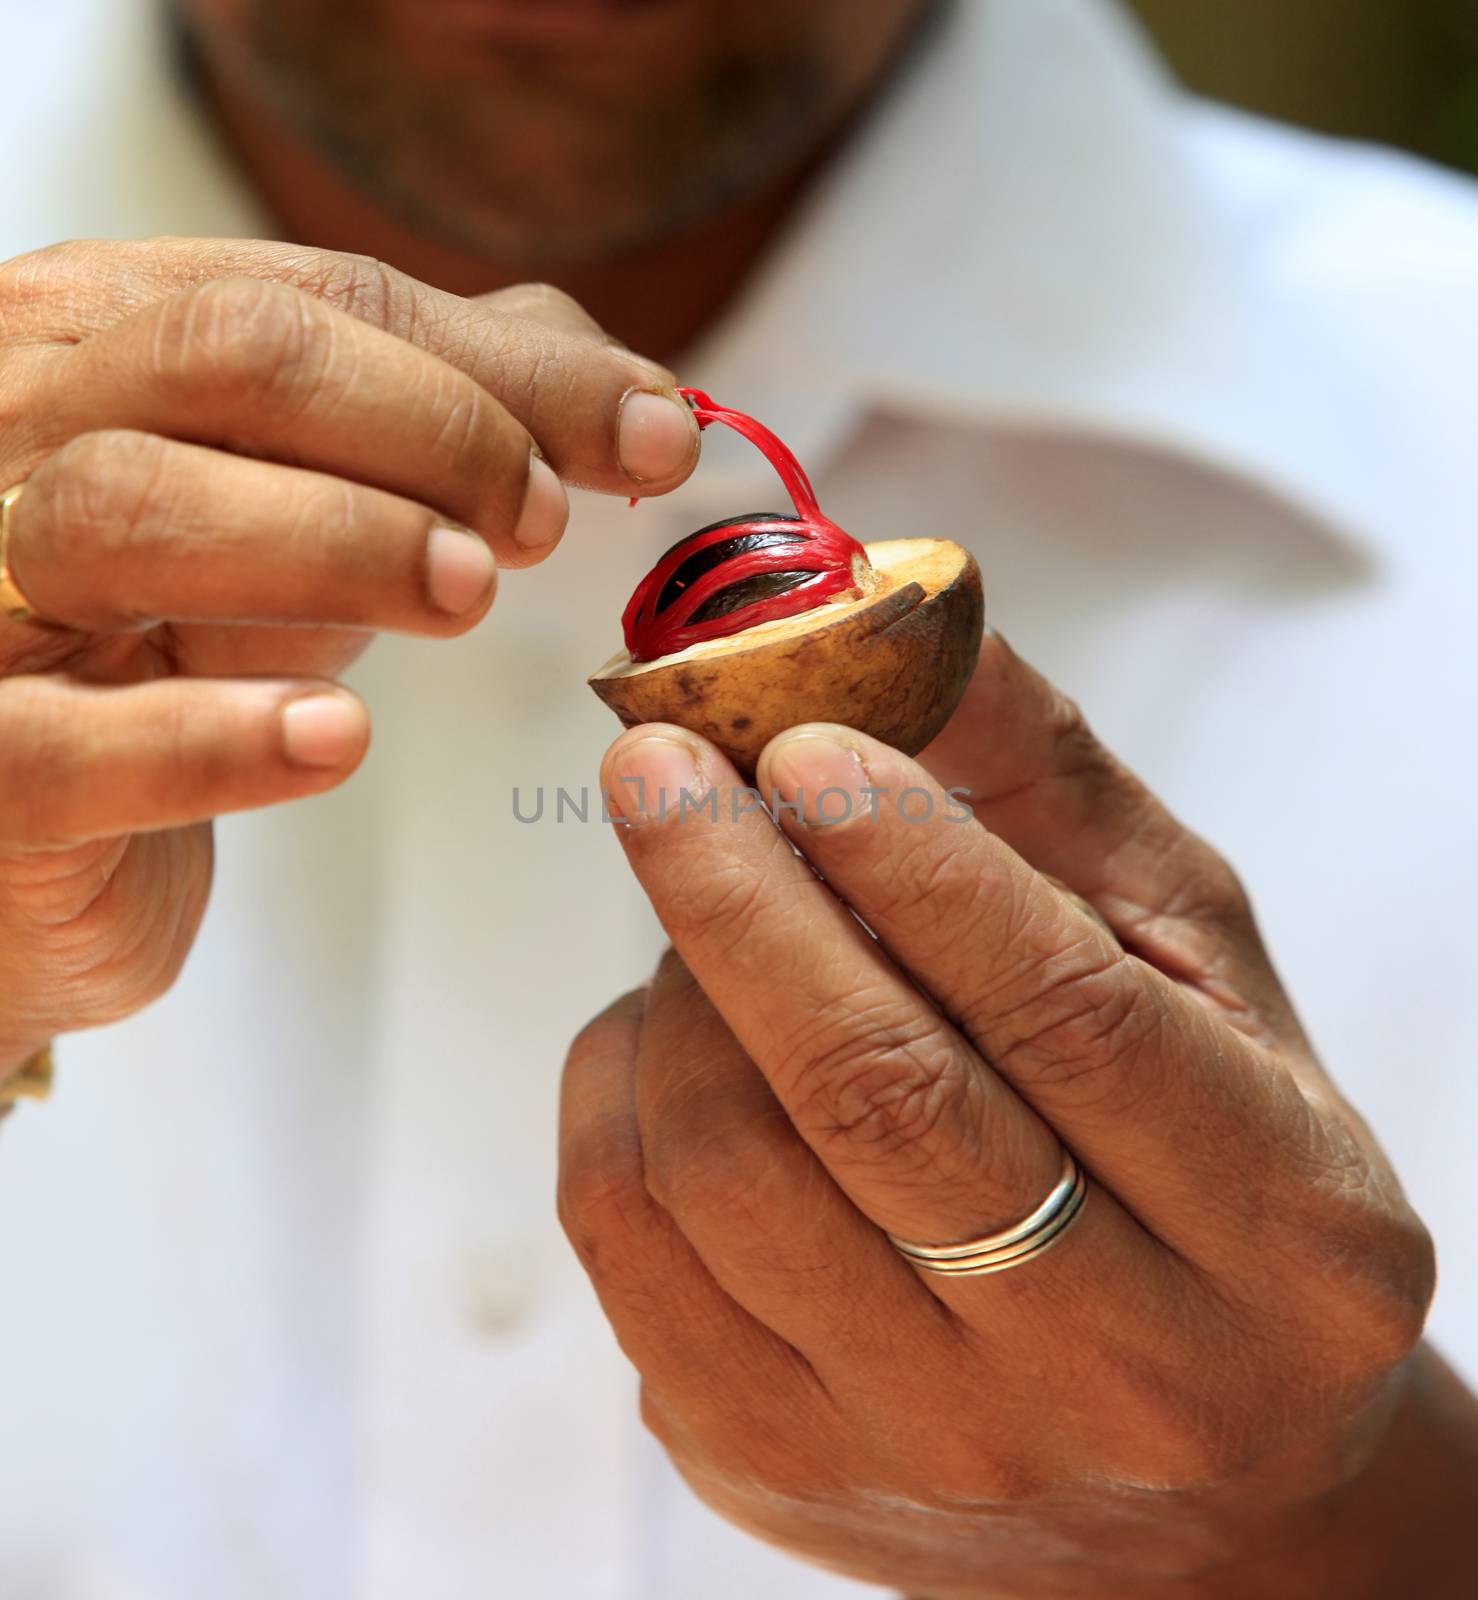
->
[887,1148,1087,1277]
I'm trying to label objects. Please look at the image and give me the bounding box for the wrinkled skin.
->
[559,636,1453,1597]
[0,241,696,1066]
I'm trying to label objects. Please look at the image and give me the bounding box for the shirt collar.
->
[684,0,1390,563]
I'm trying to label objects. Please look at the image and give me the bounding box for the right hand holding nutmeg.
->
[0,238,699,1073]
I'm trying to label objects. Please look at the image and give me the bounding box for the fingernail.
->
[281,692,368,769]
[763,728,867,827]
[425,525,497,615]
[606,733,705,824]
[617,389,697,484]
[513,454,570,555]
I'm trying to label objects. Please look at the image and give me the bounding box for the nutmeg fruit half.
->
[587,389,984,775]
[590,536,983,776]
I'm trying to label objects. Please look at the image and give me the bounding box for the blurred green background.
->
[1126,0,1478,175]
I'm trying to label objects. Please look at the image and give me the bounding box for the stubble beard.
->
[236,3,835,264]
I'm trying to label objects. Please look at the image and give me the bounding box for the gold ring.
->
[0,1043,55,1123]
[887,1148,1087,1276]
[0,482,39,623]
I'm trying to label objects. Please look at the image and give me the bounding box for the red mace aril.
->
[589,389,985,777]
[620,389,872,663]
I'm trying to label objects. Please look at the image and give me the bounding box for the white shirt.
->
[2,2,1476,1596]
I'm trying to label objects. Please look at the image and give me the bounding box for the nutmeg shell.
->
[589,538,984,776]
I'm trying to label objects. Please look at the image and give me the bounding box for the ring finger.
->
[633,947,945,1369]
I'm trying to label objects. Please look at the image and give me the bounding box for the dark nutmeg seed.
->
[688,569,817,625]
[654,516,807,615]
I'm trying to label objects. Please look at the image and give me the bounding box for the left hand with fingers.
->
[559,635,1476,1599]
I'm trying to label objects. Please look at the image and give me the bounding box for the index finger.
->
[7,238,700,497]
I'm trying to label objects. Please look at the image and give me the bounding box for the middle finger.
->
[42,277,569,567]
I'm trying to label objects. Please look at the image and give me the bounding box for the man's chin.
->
[311,87,823,266]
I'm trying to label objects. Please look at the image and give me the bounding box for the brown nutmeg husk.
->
[589,538,984,776]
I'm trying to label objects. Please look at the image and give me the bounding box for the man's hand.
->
[559,635,1474,1598]
[0,238,699,1071]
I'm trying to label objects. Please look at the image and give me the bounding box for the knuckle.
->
[866,841,994,959]
[1225,1122,1439,1402]
[784,1005,972,1169]
[501,280,595,329]
[1040,683,1255,922]
[566,994,644,1069]
[1038,690,1144,817]
[281,248,454,357]
[36,430,170,569]
[1044,690,1110,786]
[1337,1283,1433,1384]
[986,938,1162,1112]
[0,240,93,315]
[1286,1201,1436,1388]
[1044,688,1256,938]
[1163,846,1255,932]
[555,1175,609,1272]
[154,277,334,405]
[422,370,510,490]
[290,251,409,332]
[645,1117,781,1230]
[556,1156,651,1279]
[514,280,578,314]
[1353,1228,1436,1369]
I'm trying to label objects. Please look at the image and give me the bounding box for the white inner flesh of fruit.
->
[595,539,967,679]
